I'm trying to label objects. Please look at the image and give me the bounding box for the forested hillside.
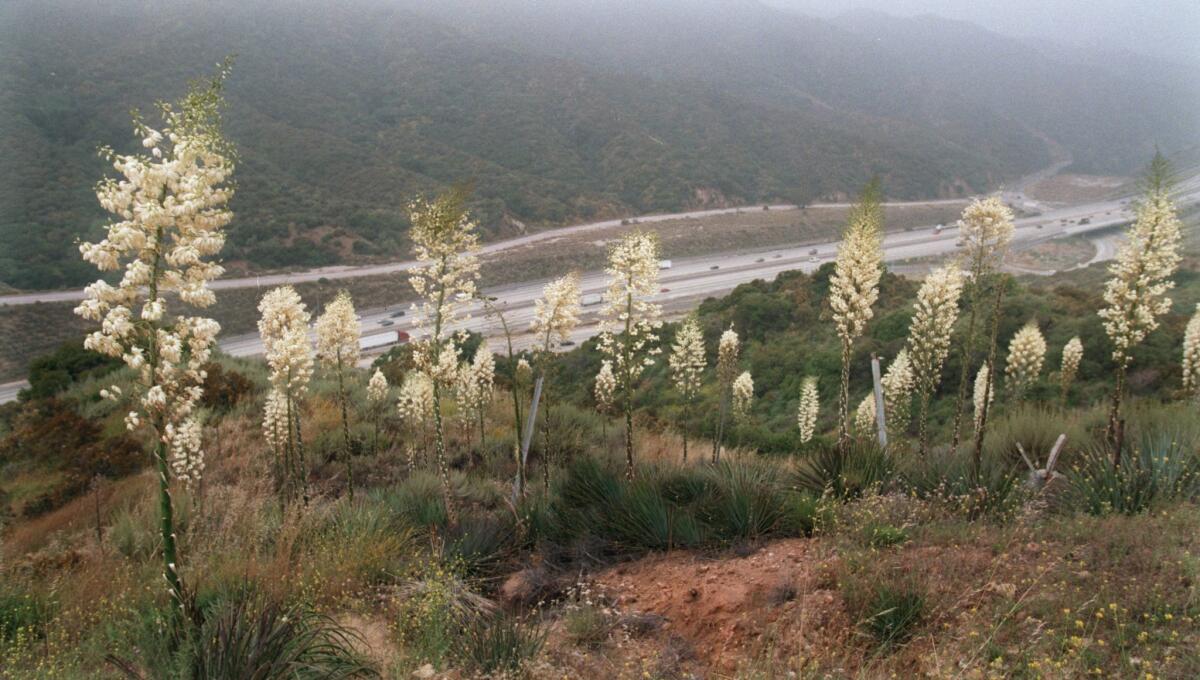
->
[3,0,1196,291]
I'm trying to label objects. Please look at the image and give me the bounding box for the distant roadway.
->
[2,171,1197,404]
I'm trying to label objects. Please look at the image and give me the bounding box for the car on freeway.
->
[390,310,406,318]
[660,287,671,293]
[710,265,720,270]
[755,258,765,263]
[561,340,576,347]
[379,319,394,326]
[808,248,818,255]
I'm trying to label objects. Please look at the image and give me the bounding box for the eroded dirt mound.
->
[594,539,851,672]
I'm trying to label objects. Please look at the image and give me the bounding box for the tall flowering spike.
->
[881,349,914,434]
[1005,320,1046,400]
[315,289,362,497]
[597,230,663,476]
[669,316,706,399]
[796,376,819,444]
[1182,306,1200,400]
[1098,174,1182,367]
[72,62,235,614]
[1060,337,1084,398]
[532,273,583,351]
[854,394,876,435]
[732,371,754,423]
[713,324,741,461]
[906,263,965,452]
[407,190,481,525]
[456,344,495,441]
[973,364,994,431]
[367,369,389,405]
[594,360,617,414]
[315,291,361,368]
[830,182,883,446]
[957,196,1015,275]
[669,315,706,460]
[716,326,741,388]
[258,286,313,398]
[262,387,288,454]
[1098,154,1182,444]
[396,372,435,427]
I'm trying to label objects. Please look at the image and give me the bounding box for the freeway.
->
[2,173,1197,405]
[215,174,1200,367]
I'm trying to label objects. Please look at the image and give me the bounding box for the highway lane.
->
[3,176,1196,404]
[219,179,1200,366]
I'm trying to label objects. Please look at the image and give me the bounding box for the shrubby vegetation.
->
[4,62,1200,680]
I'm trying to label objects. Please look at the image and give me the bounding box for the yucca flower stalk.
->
[732,371,754,424]
[531,273,582,484]
[1060,337,1083,402]
[881,349,914,437]
[407,190,481,526]
[829,181,883,450]
[949,196,1014,451]
[315,290,361,499]
[668,315,706,461]
[456,344,495,448]
[1005,320,1046,402]
[854,393,876,436]
[594,359,617,457]
[796,376,819,444]
[367,369,389,454]
[74,62,235,616]
[258,287,314,501]
[397,371,435,466]
[597,231,663,478]
[1098,153,1182,452]
[712,324,741,462]
[906,263,965,454]
[1182,306,1200,402]
[972,364,993,432]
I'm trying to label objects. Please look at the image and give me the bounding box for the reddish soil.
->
[594,539,851,673]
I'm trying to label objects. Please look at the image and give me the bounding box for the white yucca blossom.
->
[1060,337,1083,397]
[957,196,1015,274]
[796,376,819,443]
[396,372,435,427]
[669,316,706,399]
[258,287,314,398]
[830,191,883,444]
[597,231,663,475]
[516,358,532,379]
[262,387,288,454]
[367,369,389,405]
[72,63,234,611]
[716,326,741,388]
[732,371,754,422]
[973,365,994,431]
[908,264,965,398]
[532,273,582,351]
[167,417,205,490]
[881,349,914,433]
[315,290,361,369]
[1182,306,1200,400]
[1098,187,1182,368]
[1005,321,1046,399]
[854,394,876,435]
[668,315,706,460]
[456,344,495,425]
[598,231,663,385]
[594,360,617,414]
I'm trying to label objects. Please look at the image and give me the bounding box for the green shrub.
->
[864,523,908,549]
[791,440,894,499]
[0,585,50,642]
[845,576,925,648]
[897,446,1025,520]
[454,612,545,676]
[1065,432,1200,516]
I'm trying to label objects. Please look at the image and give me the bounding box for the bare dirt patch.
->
[593,539,849,673]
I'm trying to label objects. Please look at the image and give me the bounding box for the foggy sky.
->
[767,0,1199,66]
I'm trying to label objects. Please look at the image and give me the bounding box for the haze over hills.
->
[1,0,1196,291]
